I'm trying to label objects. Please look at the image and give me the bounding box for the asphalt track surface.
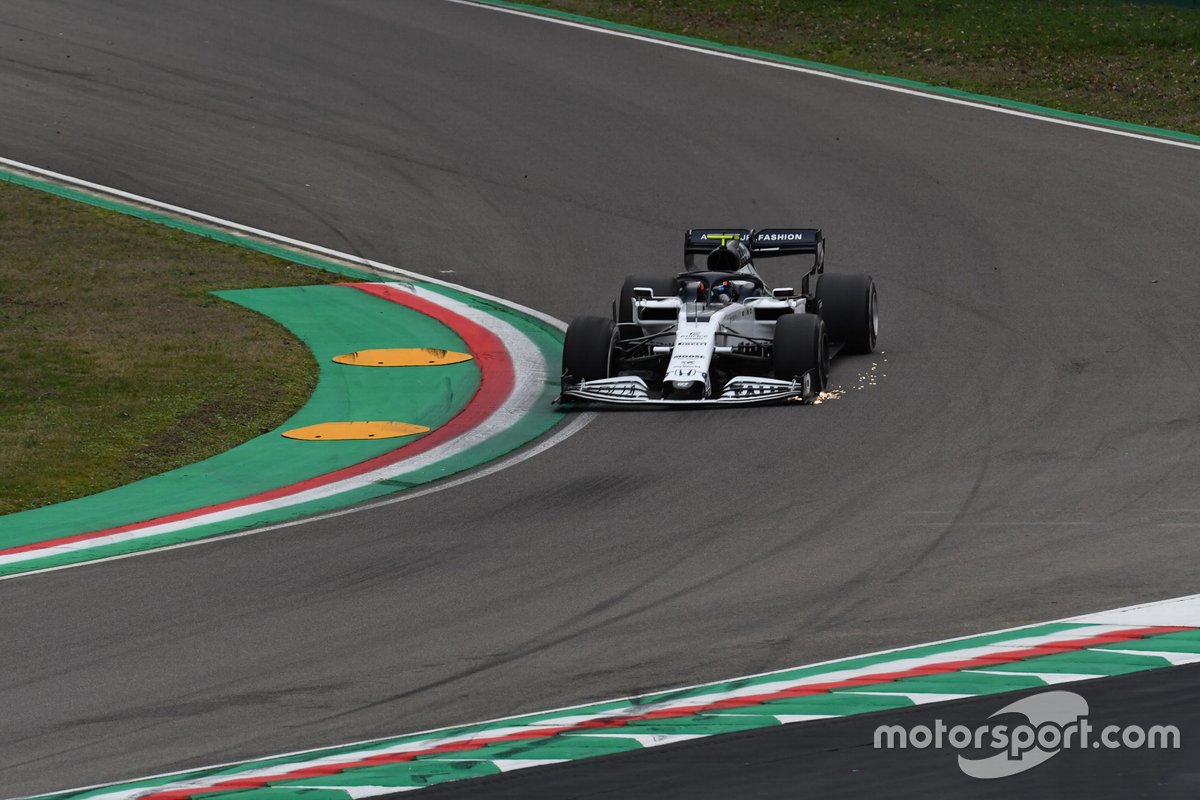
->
[1,0,1198,795]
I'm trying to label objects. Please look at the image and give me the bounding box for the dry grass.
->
[0,181,339,514]
[525,0,1200,135]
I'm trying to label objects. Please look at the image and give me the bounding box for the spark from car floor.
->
[812,388,846,404]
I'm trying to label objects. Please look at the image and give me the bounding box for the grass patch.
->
[521,0,1200,135]
[0,180,340,515]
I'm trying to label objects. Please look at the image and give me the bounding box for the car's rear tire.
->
[563,316,617,384]
[816,273,877,354]
[772,313,828,391]
[617,275,678,339]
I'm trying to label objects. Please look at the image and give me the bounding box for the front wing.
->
[558,374,816,406]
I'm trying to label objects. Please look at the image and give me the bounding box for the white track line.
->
[0,411,594,583]
[0,156,567,329]
[445,0,1200,153]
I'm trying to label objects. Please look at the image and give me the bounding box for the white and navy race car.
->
[559,227,878,405]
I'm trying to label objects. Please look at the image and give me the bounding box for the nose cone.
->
[669,379,704,399]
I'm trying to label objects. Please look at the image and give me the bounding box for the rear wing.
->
[684,227,825,274]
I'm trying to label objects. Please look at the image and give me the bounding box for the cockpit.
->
[679,275,762,306]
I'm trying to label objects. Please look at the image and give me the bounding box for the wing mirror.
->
[772,287,795,298]
[633,286,654,299]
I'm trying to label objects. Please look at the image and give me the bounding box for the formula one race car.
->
[560,227,878,405]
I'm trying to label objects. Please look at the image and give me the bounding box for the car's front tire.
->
[563,316,617,385]
[816,272,877,354]
[772,313,828,391]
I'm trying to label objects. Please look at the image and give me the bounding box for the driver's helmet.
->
[680,279,707,302]
[729,278,757,299]
[710,279,733,305]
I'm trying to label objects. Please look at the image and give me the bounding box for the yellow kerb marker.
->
[332,348,472,367]
[282,421,431,441]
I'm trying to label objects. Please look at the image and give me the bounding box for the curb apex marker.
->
[282,422,431,441]
[332,348,473,367]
